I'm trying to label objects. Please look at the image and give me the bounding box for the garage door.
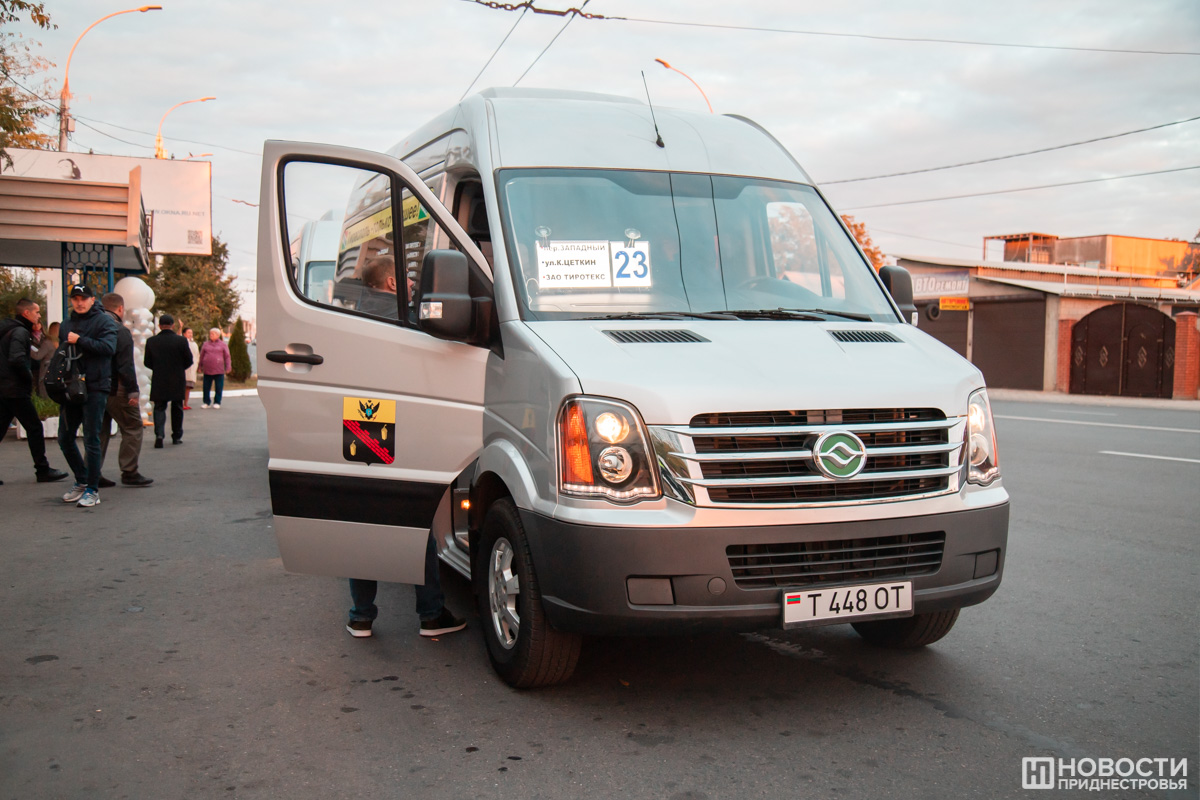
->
[973,298,1046,390]
[916,301,968,358]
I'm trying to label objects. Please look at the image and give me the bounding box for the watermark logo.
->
[1022,758,1055,790]
[1022,756,1189,791]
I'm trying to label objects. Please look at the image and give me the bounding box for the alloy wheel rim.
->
[488,537,520,649]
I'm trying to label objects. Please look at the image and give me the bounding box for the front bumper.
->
[520,502,1009,636]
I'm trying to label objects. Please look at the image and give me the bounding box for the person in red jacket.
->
[197,327,231,409]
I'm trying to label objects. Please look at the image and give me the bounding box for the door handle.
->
[266,350,324,366]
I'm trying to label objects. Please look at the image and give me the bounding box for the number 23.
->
[615,249,647,279]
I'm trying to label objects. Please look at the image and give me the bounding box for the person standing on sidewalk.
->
[182,327,200,410]
[0,298,69,487]
[58,285,119,507]
[97,293,152,488]
[143,314,193,448]
[198,327,231,409]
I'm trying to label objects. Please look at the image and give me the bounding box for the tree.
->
[228,317,251,382]
[0,1,55,168]
[841,215,885,272]
[145,235,240,335]
[0,266,46,319]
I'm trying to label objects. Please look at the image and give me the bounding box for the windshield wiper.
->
[785,307,875,322]
[719,309,825,321]
[720,308,875,322]
[582,311,736,321]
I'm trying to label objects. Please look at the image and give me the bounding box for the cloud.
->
[15,0,1200,292]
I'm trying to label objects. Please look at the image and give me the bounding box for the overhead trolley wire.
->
[512,0,590,86]
[840,165,1200,210]
[456,1,1200,56]
[823,114,1200,184]
[461,6,528,99]
[616,17,1200,57]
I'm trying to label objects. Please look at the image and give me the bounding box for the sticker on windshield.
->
[610,241,651,287]
[536,241,612,288]
[343,397,395,465]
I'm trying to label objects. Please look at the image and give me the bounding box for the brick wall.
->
[1173,311,1199,400]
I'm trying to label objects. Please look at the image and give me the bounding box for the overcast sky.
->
[8,0,1200,313]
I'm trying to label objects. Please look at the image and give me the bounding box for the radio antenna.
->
[641,71,665,148]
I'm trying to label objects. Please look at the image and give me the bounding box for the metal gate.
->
[1069,304,1176,397]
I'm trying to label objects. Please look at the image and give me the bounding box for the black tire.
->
[474,499,581,688]
[851,609,960,649]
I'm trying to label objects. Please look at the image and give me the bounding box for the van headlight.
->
[558,397,661,503]
[966,389,1000,486]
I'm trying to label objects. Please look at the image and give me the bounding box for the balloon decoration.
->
[112,277,156,424]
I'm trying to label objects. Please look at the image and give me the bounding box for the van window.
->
[766,201,845,299]
[281,161,453,326]
[497,169,893,322]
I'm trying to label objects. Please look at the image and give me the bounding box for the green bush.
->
[228,317,252,382]
[31,393,59,421]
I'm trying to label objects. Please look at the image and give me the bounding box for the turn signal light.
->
[562,402,594,486]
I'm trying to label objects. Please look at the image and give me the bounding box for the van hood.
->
[526,320,984,424]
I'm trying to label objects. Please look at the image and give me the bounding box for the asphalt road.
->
[1,395,1196,799]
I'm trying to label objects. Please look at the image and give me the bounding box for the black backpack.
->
[43,344,87,405]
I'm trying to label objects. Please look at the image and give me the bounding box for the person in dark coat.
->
[97,293,152,487]
[58,284,120,507]
[0,298,69,486]
[143,313,193,447]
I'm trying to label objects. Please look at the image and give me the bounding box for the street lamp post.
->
[654,59,713,113]
[155,97,216,159]
[58,5,162,152]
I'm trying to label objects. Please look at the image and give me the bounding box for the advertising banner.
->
[2,148,212,255]
[911,270,970,298]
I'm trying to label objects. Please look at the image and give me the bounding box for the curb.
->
[988,388,1200,412]
[188,389,258,398]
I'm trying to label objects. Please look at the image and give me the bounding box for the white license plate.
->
[783,581,913,626]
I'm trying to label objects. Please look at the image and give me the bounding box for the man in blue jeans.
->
[57,284,119,508]
[346,532,466,638]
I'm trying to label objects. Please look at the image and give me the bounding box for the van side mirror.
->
[418,250,475,340]
[879,265,918,325]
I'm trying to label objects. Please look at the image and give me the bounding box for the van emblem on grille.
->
[812,431,867,479]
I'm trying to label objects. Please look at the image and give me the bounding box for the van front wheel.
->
[851,609,960,648]
[475,499,581,688]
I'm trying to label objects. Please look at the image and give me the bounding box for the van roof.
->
[393,88,812,184]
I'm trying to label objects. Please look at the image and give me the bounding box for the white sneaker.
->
[213,403,221,409]
[77,490,100,508]
[62,483,86,503]
[201,404,210,409]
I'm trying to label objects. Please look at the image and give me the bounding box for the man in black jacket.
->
[58,284,119,508]
[97,292,152,487]
[0,298,69,486]
[143,313,193,448]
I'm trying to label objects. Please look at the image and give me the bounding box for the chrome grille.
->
[727,532,946,589]
[650,408,965,508]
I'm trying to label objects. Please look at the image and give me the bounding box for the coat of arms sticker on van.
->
[342,397,395,465]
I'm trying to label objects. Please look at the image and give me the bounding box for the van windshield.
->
[497,169,897,322]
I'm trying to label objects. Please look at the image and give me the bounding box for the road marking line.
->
[995,415,1200,434]
[1055,410,1117,417]
[1099,451,1200,464]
